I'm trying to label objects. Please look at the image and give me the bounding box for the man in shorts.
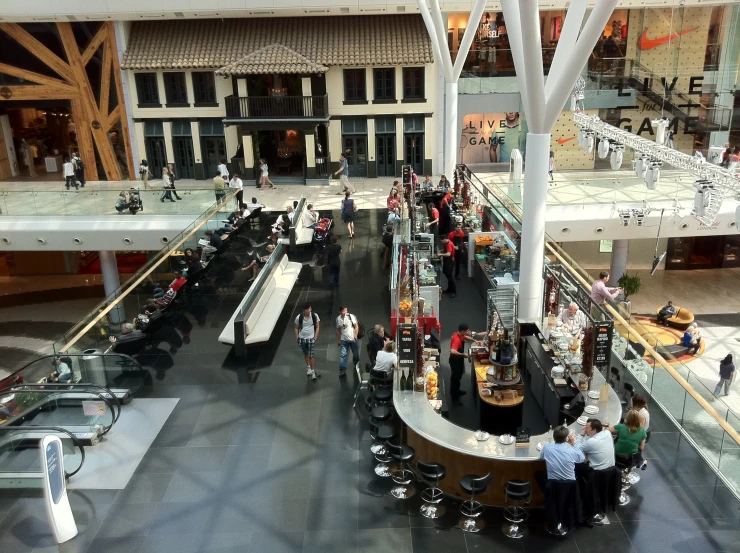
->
[295,304,321,381]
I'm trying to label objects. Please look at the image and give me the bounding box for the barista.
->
[449,323,486,404]
[557,302,587,335]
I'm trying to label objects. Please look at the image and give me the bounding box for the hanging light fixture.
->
[584,131,595,154]
[598,137,610,159]
[610,143,624,170]
[645,160,662,190]
[619,210,632,227]
[693,180,712,218]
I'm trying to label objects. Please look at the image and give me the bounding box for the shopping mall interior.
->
[0,2,739,553]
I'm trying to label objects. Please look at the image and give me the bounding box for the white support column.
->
[237,78,247,97]
[443,82,457,178]
[134,121,147,167]
[395,116,404,171]
[367,118,376,177]
[224,125,238,160]
[99,251,125,324]
[609,240,629,286]
[114,22,139,170]
[517,133,550,321]
[162,121,174,163]
[305,130,316,174]
[301,77,312,97]
[184,70,195,106]
[242,134,254,173]
[190,121,202,170]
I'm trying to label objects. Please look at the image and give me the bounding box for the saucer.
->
[587,391,600,399]
[576,416,589,425]
[474,431,490,441]
[584,405,599,415]
[536,441,545,451]
[498,434,515,445]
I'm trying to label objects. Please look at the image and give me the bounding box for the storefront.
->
[666,235,740,270]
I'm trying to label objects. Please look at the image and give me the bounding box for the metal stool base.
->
[619,491,630,506]
[627,471,641,485]
[370,442,385,455]
[390,485,416,499]
[420,503,446,519]
[374,463,391,477]
[458,516,485,533]
[502,522,527,539]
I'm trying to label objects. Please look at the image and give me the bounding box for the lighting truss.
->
[573,112,739,224]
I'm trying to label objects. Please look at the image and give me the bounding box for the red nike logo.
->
[638,28,697,50]
[556,137,576,145]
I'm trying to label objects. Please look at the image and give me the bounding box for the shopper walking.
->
[341,191,356,238]
[439,236,457,298]
[335,306,360,378]
[713,354,735,397]
[259,158,276,189]
[295,304,321,382]
[62,156,77,190]
[160,167,175,202]
[139,160,153,189]
[213,170,226,206]
[326,235,342,287]
[217,159,229,182]
[166,163,183,200]
[548,150,556,184]
[229,173,244,209]
[72,151,86,187]
[333,153,355,194]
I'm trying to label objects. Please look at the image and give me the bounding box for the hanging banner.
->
[459,112,529,166]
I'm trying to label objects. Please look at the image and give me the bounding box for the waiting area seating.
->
[219,245,301,355]
[290,197,314,248]
[654,305,694,329]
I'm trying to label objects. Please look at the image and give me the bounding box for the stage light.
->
[584,132,594,153]
[693,180,712,218]
[634,154,645,178]
[634,209,646,226]
[597,138,610,159]
[619,210,631,227]
[578,127,585,147]
[645,160,662,190]
[610,144,624,170]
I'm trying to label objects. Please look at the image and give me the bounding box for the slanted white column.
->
[99,251,125,324]
[444,82,458,180]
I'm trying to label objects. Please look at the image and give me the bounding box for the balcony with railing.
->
[224,95,329,121]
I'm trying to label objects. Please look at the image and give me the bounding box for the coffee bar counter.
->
[395,339,622,507]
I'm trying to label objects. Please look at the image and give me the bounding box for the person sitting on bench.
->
[657,301,676,326]
[49,357,73,383]
[241,244,275,282]
[108,323,144,348]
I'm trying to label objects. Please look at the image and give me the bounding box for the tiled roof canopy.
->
[215,44,328,76]
[121,15,434,71]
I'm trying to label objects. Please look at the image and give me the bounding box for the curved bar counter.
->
[394,359,622,507]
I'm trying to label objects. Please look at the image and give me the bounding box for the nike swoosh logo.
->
[556,137,576,145]
[638,28,697,50]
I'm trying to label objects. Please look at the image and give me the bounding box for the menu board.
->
[398,324,417,368]
[593,322,613,367]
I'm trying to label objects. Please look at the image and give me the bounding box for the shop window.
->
[373,68,395,102]
[135,73,160,107]
[402,67,424,101]
[192,71,217,105]
[341,117,367,135]
[375,116,396,134]
[343,69,366,103]
[171,120,192,136]
[403,116,424,133]
[143,120,164,137]
[164,72,188,106]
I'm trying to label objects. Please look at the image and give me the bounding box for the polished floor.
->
[0,209,738,553]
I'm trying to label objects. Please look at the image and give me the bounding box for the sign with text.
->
[593,322,614,368]
[459,112,528,165]
[41,436,78,543]
[398,324,417,368]
[82,401,107,417]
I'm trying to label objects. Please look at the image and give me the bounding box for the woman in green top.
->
[609,410,647,463]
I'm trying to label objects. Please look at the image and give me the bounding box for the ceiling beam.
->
[0,62,71,88]
[0,84,78,100]
[81,25,108,66]
[0,23,75,83]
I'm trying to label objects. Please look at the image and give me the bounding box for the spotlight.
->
[692,180,713,218]
[610,144,624,170]
[634,209,646,226]
[619,210,632,227]
[598,138,610,159]
[584,132,594,153]
[578,127,586,148]
[634,154,645,178]
[645,160,662,190]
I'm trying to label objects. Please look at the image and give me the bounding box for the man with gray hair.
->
[557,302,587,334]
[108,323,144,347]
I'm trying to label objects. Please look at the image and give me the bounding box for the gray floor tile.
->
[85,536,145,553]
[357,528,412,553]
[114,473,174,504]
[149,502,208,535]
[248,531,305,553]
[305,490,359,530]
[161,470,224,503]
[302,530,358,553]
[96,503,158,538]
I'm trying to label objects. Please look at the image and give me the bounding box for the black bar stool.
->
[369,368,393,390]
[457,472,492,533]
[373,387,393,406]
[615,453,637,505]
[502,479,531,539]
[368,405,392,454]
[386,443,416,499]
[373,425,395,477]
[416,461,446,519]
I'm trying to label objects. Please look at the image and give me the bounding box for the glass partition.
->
[0,427,85,478]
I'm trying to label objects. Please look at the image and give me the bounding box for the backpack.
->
[344,314,365,340]
[296,312,319,331]
[74,157,85,170]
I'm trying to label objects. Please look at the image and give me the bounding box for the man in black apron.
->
[449,323,469,402]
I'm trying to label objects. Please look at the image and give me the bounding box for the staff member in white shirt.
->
[217,159,229,182]
[63,157,78,190]
[228,173,243,209]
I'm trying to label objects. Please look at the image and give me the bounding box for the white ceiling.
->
[0,0,735,22]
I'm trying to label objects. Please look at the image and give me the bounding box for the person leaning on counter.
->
[557,302,587,334]
[448,323,486,403]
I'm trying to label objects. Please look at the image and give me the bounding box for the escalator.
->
[0,426,86,486]
[0,386,119,446]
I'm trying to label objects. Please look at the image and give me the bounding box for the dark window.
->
[135,73,160,106]
[163,72,188,105]
[402,67,424,100]
[373,68,395,101]
[192,72,217,104]
[343,69,366,102]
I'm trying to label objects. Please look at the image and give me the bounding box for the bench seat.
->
[295,223,314,245]
[655,306,694,329]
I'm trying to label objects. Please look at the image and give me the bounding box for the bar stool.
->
[615,454,636,505]
[369,368,393,390]
[457,472,492,533]
[373,425,395,477]
[416,461,446,519]
[368,405,392,454]
[502,479,531,539]
[373,387,393,406]
[386,443,416,499]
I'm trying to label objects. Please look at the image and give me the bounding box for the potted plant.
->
[617,272,641,316]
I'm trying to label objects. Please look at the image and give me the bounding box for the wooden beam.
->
[106,105,121,130]
[0,62,71,88]
[69,97,98,181]
[57,22,120,180]
[107,23,135,180]
[0,84,79,101]
[99,40,112,118]
[81,25,108,67]
[0,23,74,83]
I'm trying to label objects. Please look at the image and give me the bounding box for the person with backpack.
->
[341,191,356,238]
[335,306,360,378]
[63,156,77,190]
[72,151,85,187]
[295,304,321,381]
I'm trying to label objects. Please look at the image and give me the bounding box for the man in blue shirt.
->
[333,154,355,194]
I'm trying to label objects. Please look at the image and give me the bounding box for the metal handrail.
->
[3,383,122,424]
[0,425,86,477]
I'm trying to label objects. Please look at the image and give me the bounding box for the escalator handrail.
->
[0,388,119,436]
[0,425,86,478]
[3,352,145,384]
[3,383,122,424]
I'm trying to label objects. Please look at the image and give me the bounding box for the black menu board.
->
[593,322,614,367]
[398,324,417,369]
[515,426,531,446]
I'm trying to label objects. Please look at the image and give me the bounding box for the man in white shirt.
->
[229,173,243,208]
[373,341,398,373]
[557,303,588,334]
[304,203,319,229]
[217,160,229,182]
[295,304,320,381]
[575,419,615,471]
[245,197,264,215]
[335,306,359,378]
[63,157,78,190]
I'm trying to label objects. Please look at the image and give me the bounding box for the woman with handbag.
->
[160,167,175,202]
[340,191,356,238]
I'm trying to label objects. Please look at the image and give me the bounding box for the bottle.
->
[399,369,406,391]
[491,335,499,363]
[501,329,512,365]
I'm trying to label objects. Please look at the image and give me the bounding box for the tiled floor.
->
[1,209,739,553]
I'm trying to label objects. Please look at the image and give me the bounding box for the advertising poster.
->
[459,112,528,167]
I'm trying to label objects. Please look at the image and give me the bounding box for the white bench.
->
[219,253,301,354]
[289,197,314,248]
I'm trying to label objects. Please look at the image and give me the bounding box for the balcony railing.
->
[225,95,328,120]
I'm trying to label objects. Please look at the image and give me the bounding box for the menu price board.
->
[398,324,417,368]
[593,322,613,367]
